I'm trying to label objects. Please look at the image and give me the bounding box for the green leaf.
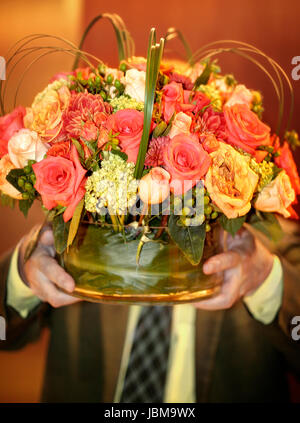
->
[67,199,84,251]
[152,121,167,138]
[162,112,175,137]
[164,28,194,65]
[168,214,206,265]
[19,199,33,217]
[82,138,98,154]
[110,149,128,161]
[52,214,70,254]
[248,212,283,243]
[73,13,134,69]
[0,192,15,208]
[134,30,165,179]
[71,138,85,160]
[219,214,246,237]
[194,61,212,88]
[6,168,26,193]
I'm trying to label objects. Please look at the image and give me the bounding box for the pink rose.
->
[162,82,184,122]
[224,103,271,154]
[164,134,211,195]
[139,167,170,205]
[32,145,87,222]
[106,109,144,162]
[0,106,26,157]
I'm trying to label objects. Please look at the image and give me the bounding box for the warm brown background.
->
[0,0,299,402]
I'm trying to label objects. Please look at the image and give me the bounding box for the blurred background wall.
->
[0,0,299,402]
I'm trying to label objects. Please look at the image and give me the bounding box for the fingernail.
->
[203,263,212,274]
[64,280,74,292]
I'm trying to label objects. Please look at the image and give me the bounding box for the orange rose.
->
[0,155,22,199]
[138,167,170,205]
[205,143,258,218]
[106,109,144,163]
[255,171,295,218]
[32,145,87,222]
[224,103,270,154]
[164,134,211,195]
[274,141,300,195]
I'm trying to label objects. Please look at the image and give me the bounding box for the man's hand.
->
[195,228,274,310]
[19,226,81,308]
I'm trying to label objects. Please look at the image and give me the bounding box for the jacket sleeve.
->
[0,249,50,351]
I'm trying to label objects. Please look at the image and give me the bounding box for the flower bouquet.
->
[0,13,299,304]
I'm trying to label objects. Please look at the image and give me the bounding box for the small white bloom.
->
[105,67,125,99]
[124,68,146,102]
[8,129,49,168]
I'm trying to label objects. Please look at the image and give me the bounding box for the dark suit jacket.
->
[0,221,300,403]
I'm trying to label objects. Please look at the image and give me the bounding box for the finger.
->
[39,227,55,247]
[37,277,81,308]
[194,270,240,310]
[29,253,75,293]
[203,251,241,274]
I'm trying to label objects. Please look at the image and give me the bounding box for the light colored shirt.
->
[6,248,283,402]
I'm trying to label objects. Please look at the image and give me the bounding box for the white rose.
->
[124,68,146,102]
[8,129,49,168]
[255,170,295,218]
[168,112,192,138]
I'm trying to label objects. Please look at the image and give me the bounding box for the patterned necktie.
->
[120,305,172,403]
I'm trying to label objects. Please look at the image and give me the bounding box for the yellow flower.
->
[255,170,295,218]
[204,143,258,218]
[24,80,70,142]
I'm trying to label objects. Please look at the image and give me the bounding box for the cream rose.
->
[124,68,146,102]
[226,84,253,108]
[8,129,49,168]
[24,80,70,141]
[168,112,192,139]
[0,155,22,199]
[205,143,258,218]
[184,62,204,83]
[255,170,295,218]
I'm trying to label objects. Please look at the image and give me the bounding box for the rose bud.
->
[138,167,170,205]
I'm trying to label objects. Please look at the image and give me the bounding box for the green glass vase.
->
[58,223,223,304]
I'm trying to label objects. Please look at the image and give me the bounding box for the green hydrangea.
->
[249,158,278,192]
[85,154,139,215]
[109,95,144,112]
[197,84,222,112]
